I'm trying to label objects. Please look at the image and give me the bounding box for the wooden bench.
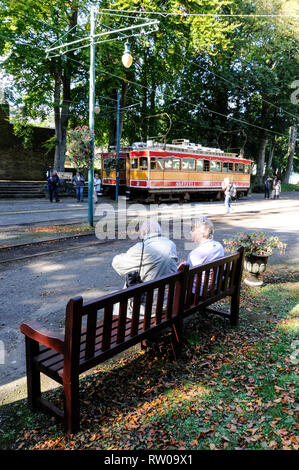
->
[20,247,244,434]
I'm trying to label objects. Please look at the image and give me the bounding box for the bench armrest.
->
[20,321,65,354]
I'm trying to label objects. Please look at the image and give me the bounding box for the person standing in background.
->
[72,171,85,202]
[222,177,232,214]
[264,177,271,199]
[93,173,101,204]
[47,170,60,203]
[274,179,281,199]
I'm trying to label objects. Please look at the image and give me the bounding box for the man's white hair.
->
[192,216,214,239]
[140,219,161,237]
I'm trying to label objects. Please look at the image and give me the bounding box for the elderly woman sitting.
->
[186,216,224,297]
[187,216,224,268]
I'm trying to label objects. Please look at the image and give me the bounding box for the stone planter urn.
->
[243,254,270,287]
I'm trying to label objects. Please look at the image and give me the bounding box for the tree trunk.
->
[283,126,297,184]
[256,133,268,185]
[266,139,275,173]
[52,10,77,171]
[108,82,129,148]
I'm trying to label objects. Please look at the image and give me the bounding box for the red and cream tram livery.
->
[101,139,252,202]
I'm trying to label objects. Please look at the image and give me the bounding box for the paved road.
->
[0,192,298,402]
[0,192,298,228]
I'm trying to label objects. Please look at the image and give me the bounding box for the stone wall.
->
[0,104,55,181]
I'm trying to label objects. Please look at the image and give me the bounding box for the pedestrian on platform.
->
[264,177,271,199]
[47,170,60,203]
[72,171,85,202]
[222,177,235,214]
[274,179,281,199]
[93,173,101,204]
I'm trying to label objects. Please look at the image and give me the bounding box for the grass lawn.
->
[0,266,298,451]
[281,183,299,192]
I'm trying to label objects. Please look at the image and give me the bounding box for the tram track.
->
[0,233,108,264]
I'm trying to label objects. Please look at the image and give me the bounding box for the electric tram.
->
[101,139,252,202]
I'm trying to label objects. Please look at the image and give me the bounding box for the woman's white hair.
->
[191,216,214,239]
[140,219,161,237]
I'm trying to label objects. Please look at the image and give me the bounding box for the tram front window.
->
[140,157,148,170]
[131,158,138,169]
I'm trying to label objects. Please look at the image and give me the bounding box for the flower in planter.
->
[223,232,287,257]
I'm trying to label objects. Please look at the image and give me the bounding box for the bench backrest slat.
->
[155,284,165,324]
[102,303,113,351]
[130,293,142,337]
[143,289,154,330]
[216,264,224,295]
[166,280,175,319]
[85,309,97,360]
[117,298,128,344]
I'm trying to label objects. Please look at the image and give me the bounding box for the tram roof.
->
[106,139,251,162]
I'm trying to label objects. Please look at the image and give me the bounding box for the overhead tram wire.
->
[13,8,297,123]
[171,51,299,123]
[92,65,289,138]
[64,53,289,138]
[100,9,299,19]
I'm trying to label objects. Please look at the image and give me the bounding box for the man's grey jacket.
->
[112,232,178,283]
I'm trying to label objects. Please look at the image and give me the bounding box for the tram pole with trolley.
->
[115,91,121,203]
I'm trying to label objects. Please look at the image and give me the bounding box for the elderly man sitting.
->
[112,220,178,320]
[112,219,178,284]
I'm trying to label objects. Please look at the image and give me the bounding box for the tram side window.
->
[188,159,196,170]
[203,160,210,172]
[131,158,138,169]
[238,163,244,173]
[245,164,250,174]
[157,158,164,170]
[210,161,221,172]
[223,162,233,172]
[173,158,180,170]
[140,157,148,170]
[165,158,173,169]
[150,157,156,169]
[150,157,164,170]
[196,160,203,171]
[182,159,189,170]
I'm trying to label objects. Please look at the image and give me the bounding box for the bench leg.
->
[171,318,183,361]
[25,336,41,410]
[230,293,240,326]
[63,378,80,434]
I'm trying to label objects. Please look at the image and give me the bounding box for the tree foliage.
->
[0,0,298,179]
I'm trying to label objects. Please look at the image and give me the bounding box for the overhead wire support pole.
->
[88,5,96,227]
[115,91,120,203]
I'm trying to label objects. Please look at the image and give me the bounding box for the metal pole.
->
[88,6,96,226]
[115,90,120,202]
